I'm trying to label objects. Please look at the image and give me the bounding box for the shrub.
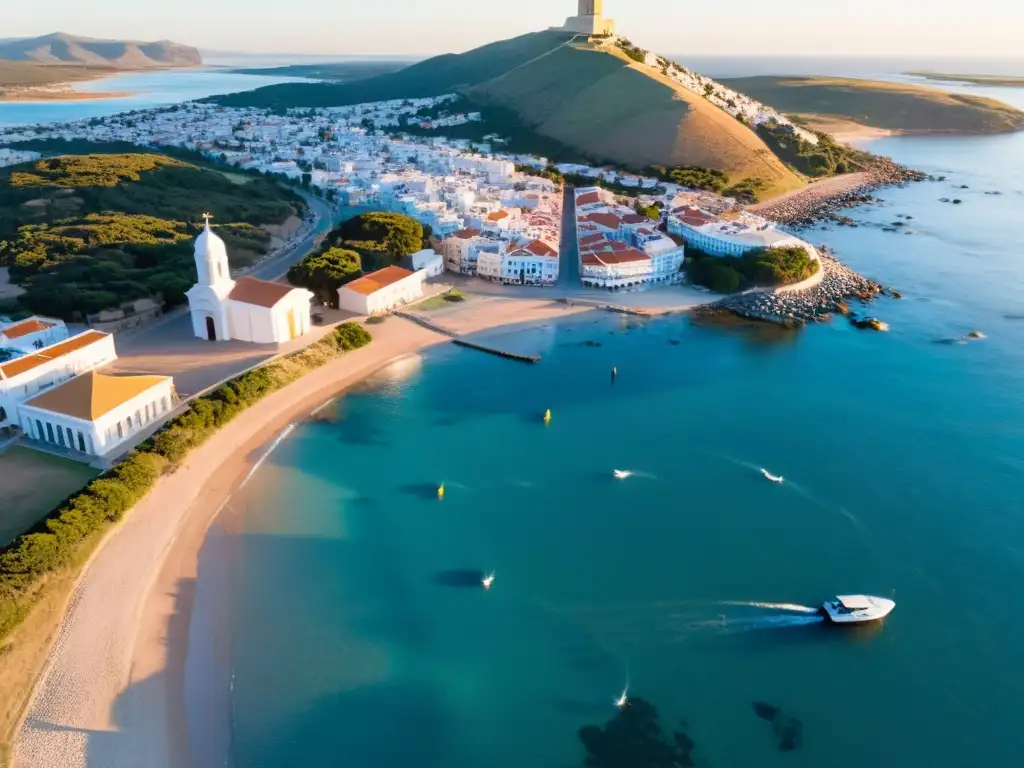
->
[444,290,466,303]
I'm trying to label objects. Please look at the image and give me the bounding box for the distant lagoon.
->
[0,68,309,128]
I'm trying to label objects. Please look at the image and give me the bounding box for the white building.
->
[441,228,483,274]
[186,218,314,343]
[580,244,653,289]
[0,316,69,352]
[668,207,809,258]
[477,240,559,286]
[0,330,116,429]
[18,371,176,458]
[337,266,426,315]
[411,248,445,278]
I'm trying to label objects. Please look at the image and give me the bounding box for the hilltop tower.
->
[563,0,615,35]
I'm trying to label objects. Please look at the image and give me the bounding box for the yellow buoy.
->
[437,483,445,499]
[543,409,551,424]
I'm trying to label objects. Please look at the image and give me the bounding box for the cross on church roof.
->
[202,212,213,226]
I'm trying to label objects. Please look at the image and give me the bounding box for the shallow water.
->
[216,79,1024,766]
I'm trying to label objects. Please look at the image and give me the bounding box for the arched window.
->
[217,262,223,278]
[0,406,6,423]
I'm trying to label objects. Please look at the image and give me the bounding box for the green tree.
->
[286,247,362,305]
[335,212,424,260]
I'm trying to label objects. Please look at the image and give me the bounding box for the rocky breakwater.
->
[755,160,926,226]
[695,253,892,329]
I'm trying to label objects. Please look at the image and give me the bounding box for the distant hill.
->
[213,32,804,197]
[0,32,201,69]
[721,76,1024,134]
[233,61,410,82]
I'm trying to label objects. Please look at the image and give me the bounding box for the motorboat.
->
[613,470,633,480]
[761,468,784,484]
[482,572,495,590]
[821,595,895,624]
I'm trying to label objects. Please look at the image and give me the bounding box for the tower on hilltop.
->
[563,0,615,35]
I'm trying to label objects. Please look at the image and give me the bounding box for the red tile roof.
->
[525,239,557,257]
[228,277,301,309]
[576,191,602,206]
[581,247,651,266]
[451,228,481,239]
[622,214,647,225]
[342,266,416,296]
[581,213,622,230]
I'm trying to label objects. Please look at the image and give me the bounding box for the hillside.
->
[0,61,115,88]
[0,153,302,320]
[721,76,1024,134]
[466,42,803,196]
[214,32,804,196]
[214,31,576,108]
[0,33,201,69]
[233,60,410,82]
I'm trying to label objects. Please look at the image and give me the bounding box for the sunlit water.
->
[154,70,1024,766]
[0,68,306,127]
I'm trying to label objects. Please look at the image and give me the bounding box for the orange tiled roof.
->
[0,330,109,381]
[1,318,55,340]
[342,266,416,297]
[25,371,171,421]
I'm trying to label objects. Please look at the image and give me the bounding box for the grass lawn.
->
[412,293,469,312]
[0,446,98,547]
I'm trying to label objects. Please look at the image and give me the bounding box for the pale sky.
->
[2,0,1021,57]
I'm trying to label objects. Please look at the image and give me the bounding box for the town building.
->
[411,248,445,278]
[186,217,314,343]
[667,207,810,258]
[0,330,117,429]
[0,316,69,353]
[18,371,176,458]
[337,266,427,315]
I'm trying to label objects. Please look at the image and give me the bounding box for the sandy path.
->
[745,171,874,213]
[13,297,605,768]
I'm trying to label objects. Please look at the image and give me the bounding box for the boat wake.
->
[240,423,296,488]
[720,601,818,614]
[712,614,824,634]
[761,468,784,484]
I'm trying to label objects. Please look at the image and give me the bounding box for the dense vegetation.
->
[287,212,426,304]
[755,125,874,178]
[287,247,363,305]
[720,75,1024,133]
[0,153,303,319]
[0,62,113,89]
[0,322,372,643]
[686,246,819,293]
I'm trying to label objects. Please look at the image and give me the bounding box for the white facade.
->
[18,372,176,458]
[668,212,807,258]
[186,219,314,343]
[0,316,69,352]
[0,331,116,428]
[337,266,427,315]
[411,249,445,278]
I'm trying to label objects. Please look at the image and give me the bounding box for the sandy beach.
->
[11,296,599,768]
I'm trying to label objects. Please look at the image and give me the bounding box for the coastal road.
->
[557,186,581,288]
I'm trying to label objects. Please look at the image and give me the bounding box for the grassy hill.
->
[721,76,1024,134]
[214,32,804,197]
[466,42,803,196]
[0,33,201,68]
[215,31,574,108]
[0,153,303,320]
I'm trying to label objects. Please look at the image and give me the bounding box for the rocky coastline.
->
[694,252,894,328]
[754,160,927,226]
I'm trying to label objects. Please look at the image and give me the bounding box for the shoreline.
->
[11,298,596,768]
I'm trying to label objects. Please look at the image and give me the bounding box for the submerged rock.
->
[965,330,986,340]
[775,715,803,752]
[752,701,779,721]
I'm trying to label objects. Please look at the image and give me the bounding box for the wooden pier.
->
[451,339,540,363]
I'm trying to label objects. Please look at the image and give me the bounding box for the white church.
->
[186,216,314,344]
[563,0,615,35]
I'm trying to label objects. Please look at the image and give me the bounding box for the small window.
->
[78,432,86,452]
[66,427,74,447]
[117,422,124,439]
[218,262,223,278]
[46,423,55,443]
[56,427,65,447]
[127,416,133,429]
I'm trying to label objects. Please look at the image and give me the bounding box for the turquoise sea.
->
[216,79,1024,767]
